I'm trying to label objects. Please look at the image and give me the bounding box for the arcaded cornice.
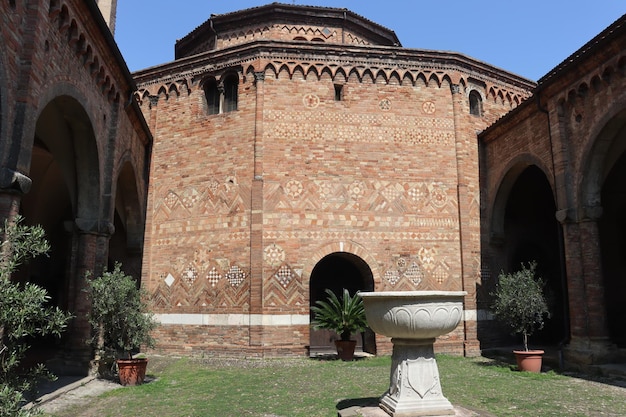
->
[134,40,535,106]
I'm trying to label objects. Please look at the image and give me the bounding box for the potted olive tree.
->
[311,288,367,361]
[87,263,157,385]
[491,261,550,372]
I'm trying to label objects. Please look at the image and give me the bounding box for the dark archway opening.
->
[503,166,568,346]
[309,252,375,355]
[599,150,626,347]
[18,95,99,375]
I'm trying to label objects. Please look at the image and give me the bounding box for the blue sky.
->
[115,1,625,81]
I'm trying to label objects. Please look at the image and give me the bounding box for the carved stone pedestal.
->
[380,338,454,416]
[360,291,466,417]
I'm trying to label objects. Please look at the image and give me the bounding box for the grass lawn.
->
[45,355,626,417]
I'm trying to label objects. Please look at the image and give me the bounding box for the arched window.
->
[204,78,219,115]
[223,73,238,113]
[469,90,482,116]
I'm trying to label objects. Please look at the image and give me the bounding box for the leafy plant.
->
[491,262,550,351]
[0,217,72,416]
[86,263,157,360]
[311,288,367,341]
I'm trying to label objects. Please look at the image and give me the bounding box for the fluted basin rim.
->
[359,291,467,339]
[359,291,467,298]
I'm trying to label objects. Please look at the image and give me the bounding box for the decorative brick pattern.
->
[135,4,535,357]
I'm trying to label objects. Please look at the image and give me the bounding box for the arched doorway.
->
[599,150,626,347]
[309,252,375,355]
[503,165,568,345]
[19,94,100,371]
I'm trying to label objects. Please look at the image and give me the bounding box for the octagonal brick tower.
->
[134,3,534,357]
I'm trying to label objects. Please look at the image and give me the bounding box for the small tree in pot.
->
[311,288,367,361]
[87,263,157,385]
[491,261,550,372]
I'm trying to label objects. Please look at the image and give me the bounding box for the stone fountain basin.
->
[360,291,466,339]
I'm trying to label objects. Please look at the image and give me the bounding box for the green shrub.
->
[491,261,550,351]
[0,217,72,416]
[86,263,157,360]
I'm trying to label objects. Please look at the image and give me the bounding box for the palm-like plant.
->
[311,288,367,341]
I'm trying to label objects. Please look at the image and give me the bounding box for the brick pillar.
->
[66,219,113,372]
[249,71,265,347]
[559,207,614,364]
[450,84,481,356]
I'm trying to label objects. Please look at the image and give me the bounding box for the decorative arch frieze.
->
[553,52,626,109]
[135,56,531,109]
[48,0,118,104]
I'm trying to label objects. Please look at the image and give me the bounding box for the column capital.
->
[450,84,462,95]
[556,206,603,224]
[75,218,115,236]
[0,168,32,194]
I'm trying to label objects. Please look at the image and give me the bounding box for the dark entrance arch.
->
[599,149,626,347]
[503,165,568,345]
[309,252,375,355]
[19,94,100,372]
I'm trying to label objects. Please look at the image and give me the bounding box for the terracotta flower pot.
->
[117,358,148,386]
[334,340,357,361]
[513,350,544,373]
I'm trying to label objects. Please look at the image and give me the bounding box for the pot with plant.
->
[311,288,367,361]
[87,263,158,385]
[491,261,550,372]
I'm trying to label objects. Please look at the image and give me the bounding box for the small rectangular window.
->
[334,84,343,101]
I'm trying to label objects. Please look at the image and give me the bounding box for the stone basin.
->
[359,291,467,417]
[360,291,466,340]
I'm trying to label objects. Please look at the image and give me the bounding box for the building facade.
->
[134,4,533,357]
[479,16,626,364]
[0,0,151,373]
[2,1,623,369]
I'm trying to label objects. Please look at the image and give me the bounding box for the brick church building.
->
[0,0,624,371]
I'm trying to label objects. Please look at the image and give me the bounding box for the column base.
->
[563,338,617,366]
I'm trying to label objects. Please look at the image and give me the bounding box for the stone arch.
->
[31,90,101,222]
[305,241,378,355]
[491,161,567,344]
[17,90,101,370]
[489,154,552,242]
[580,103,626,210]
[302,240,380,283]
[109,156,144,281]
[581,104,626,347]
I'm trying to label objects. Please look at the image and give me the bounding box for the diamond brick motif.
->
[385,270,400,286]
[275,265,294,288]
[164,273,175,287]
[404,262,423,286]
[226,265,246,287]
[207,267,221,287]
